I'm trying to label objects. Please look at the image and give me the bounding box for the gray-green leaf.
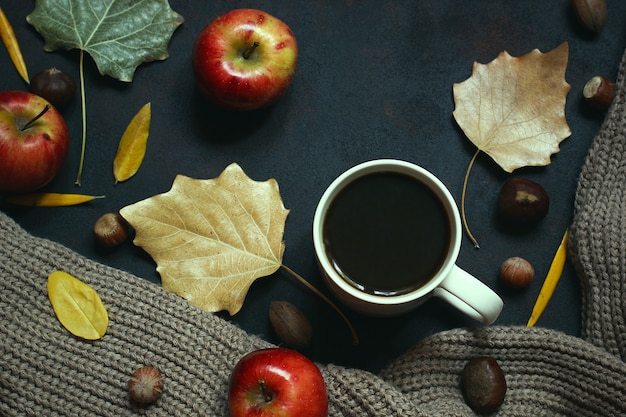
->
[27,0,184,82]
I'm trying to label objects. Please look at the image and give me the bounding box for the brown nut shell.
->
[129,366,164,405]
[269,301,313,349]
[461,356,507,413]
[571,0,607,33]
[29,67,76,109]
[500,257,534,288]
[583,75,614,111]
[497,178,549,225]
[94,213,128,248]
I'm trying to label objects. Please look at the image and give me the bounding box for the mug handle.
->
[433,265,503,324]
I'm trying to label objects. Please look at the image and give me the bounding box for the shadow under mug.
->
[312,159,503,323]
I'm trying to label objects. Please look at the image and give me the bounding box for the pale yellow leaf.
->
[47,271,109,340]
[113,102,151,183]
[453,42,571,173]
[119,163,290,315]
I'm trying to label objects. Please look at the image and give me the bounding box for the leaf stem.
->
[280,264,359,345]
[461,149,481,249]
[75,49,87,186]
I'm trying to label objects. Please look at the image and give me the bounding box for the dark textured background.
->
[1,1,624,373]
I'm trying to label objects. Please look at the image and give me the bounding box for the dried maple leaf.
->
[119,163,290,315]
[453,42,571,173]
[452,43,571,248]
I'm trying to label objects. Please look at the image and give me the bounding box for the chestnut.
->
[571,0,607,33]
[461,356,507,413]
[497,178,549,225]
[29,67,76,109]
[583,75,614,111]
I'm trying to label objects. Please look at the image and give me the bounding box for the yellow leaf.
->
[527,229,569,327]
[120,163,290,315]
[0,6,29,83]
[3,193,105,207]
[453,42,571,173]
[113,102,151,183]
[47,271,109,340]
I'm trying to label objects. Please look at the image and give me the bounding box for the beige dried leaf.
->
[453,42,571,173]
[119,163,289,315]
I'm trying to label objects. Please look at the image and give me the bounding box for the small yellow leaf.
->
[527,230,569,327]
[3,193,105,207]
[113,102,151,183]
[120,163,290,315]
[453,42,571,173]
[0,6,29,83]
[47,271,109,340]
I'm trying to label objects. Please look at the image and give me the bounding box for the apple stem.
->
[242,42,260,59]
[258,379,273,403]
[20,105,51,131]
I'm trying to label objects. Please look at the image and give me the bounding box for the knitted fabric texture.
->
[569,49,626,362]
[1,50,625,417]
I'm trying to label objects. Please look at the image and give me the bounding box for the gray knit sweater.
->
[1,50,625,416]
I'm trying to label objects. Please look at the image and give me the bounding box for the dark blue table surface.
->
[1,1,624,372]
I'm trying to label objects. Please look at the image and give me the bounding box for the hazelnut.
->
[94,213,128,248]
[129,366,164,405]
[583,75,614,111]
[571,0,607,33]
[500,257,534,288]
[461,357,507,414]
[497,178,549,225]
[269,301,313,349]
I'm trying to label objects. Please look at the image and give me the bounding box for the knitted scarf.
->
[1,50,625,417]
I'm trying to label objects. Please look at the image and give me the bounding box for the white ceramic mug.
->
[312,159,503,323]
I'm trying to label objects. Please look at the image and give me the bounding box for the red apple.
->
[192,9,298,111]
[229,348,328,417]
[0,91,70,193]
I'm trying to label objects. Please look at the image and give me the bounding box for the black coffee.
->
[323,171,451,296]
